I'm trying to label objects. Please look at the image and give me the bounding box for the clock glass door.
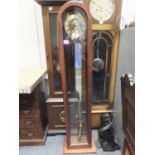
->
[92,31,113,105]
[63,7,88,147]
[49,13,62,93]
[58,3,92,148]
[49,8,74,96]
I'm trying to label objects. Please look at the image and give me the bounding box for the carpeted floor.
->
[19,130,121,155]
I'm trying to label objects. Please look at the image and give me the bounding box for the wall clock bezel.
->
[84,0,122,26]
[89,0,115,24]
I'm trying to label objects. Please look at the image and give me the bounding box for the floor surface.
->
[19,130,121,155]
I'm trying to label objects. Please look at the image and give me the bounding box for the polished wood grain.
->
[42,6,54,95]
[46,100,66,130]
[92,24,119,31]
[36,0,68,6]
[116,0,123,27]
[19,117,42,129]
[19,81,48,146]
[109,31,119,105]
[19,125,48,146]
[121,74,135,155]
[48,5,60,13]
[92,105,112,113]
[37,0,121,133]
[63,136,96,154]
[42,6,66,98]
[58,1,93,149]
[125,148,131,155]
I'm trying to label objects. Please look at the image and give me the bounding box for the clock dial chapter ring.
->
[89,0,115,24]
[64,12,86,41]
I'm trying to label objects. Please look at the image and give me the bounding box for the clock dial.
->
[89,0,115,24]
[64,12,86,40]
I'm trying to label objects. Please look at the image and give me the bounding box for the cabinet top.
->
[35,0,69,6]
[19,68,47,94]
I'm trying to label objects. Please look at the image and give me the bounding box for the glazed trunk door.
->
[58,2,92,148]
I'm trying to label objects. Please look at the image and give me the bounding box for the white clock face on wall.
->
[90,0,115,24]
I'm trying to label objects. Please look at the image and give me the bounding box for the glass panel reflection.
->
[49,14,62,92]
[62,7,89,147]
[50,13,75,93]
[92,31,113,105]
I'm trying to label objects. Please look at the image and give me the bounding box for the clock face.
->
[89,0,115,24]
[64,12,86,40]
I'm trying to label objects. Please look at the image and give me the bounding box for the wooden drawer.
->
[47,101,66,129]
[19,107,40,117]
[19,86,43,109]
[19,117,42,130]
[20,129,43,139]
[19,79,48,145]
[19,97,39,110]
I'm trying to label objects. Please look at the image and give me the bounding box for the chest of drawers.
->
[19,69,48,146]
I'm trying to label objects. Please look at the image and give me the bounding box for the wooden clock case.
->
[83,0,122,128]
[36,0,122,132]
[84,0,122,26]
[57,1,93,148]
[36,0,70,134]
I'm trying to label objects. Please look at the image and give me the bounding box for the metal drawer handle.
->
[59,110,65,123]
[25,121,32,125]
[27,132,33,137]
[23,110,30,115]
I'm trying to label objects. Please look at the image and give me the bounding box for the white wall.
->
[120,0,135,29]
[113,27,135,149]
[19,0,46,69]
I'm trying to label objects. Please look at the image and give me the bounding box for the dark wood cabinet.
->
[19,80,48,146]
[37,0,70,98]
[121,74,135,155]
[46,98,66,133]
[36,0,69,6]
[36,1,69,133]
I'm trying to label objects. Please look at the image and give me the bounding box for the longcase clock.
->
[36,0,70,134]
[84,0,122,127]
[57,1,93,149]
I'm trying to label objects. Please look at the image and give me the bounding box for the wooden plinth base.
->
[63,136,96,154]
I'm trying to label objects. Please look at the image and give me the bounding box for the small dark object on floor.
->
[99,138,120,152]
[98,113,120,152]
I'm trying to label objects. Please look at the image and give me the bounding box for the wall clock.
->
[57,1,93,149]
[84,0,122,25]
[90,0,115,24]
